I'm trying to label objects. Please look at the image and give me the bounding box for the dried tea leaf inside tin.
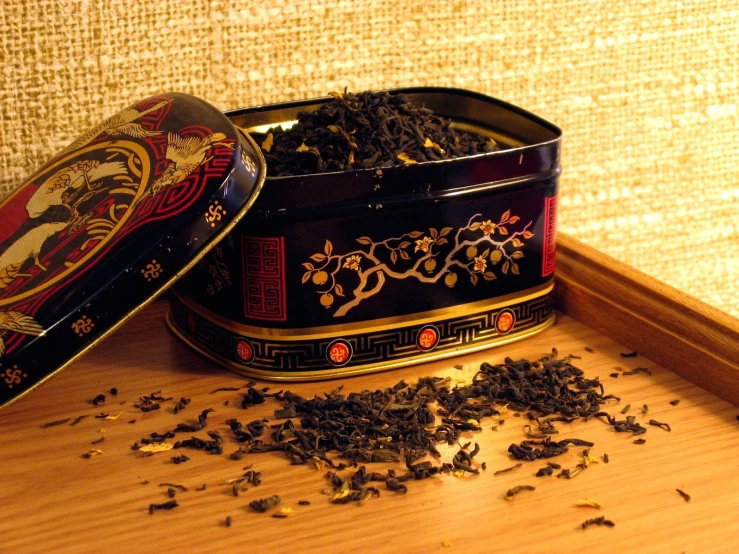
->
[256,90,499,176]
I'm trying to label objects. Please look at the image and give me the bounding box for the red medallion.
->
[326,339,352,367]
[235,338,255,364]
[416,325,440,352]
[495,309,516,335]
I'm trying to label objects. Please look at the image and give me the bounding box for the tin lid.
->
[0,93,266,408]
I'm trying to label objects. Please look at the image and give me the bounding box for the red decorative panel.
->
[242,236,287,321]
[542,195,557,277]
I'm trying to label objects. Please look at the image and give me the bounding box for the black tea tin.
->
[167,88,562,380]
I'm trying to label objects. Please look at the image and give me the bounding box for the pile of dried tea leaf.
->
[228,352,619,495]
[256,90,499,176]
[50,348,676,528]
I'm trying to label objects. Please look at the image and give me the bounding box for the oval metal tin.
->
[168,88,562,380]
[0,93,266,408]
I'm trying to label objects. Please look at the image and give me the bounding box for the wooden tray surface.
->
[1,234,737,554]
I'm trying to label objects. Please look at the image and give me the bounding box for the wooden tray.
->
[1,234,737,554]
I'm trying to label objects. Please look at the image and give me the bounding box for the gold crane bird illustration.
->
[136,132,234,204]
[26,160,128,232]
[0,221,69,288]
[0,310,44,357]
[59,100,170,154]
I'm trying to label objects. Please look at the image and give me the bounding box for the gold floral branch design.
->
[301,210,534,317]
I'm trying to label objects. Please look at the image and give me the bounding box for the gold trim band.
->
[166,309,556,382]
[171,280,554,340]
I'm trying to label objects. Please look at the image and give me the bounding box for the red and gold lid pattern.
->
[0,93,265,408]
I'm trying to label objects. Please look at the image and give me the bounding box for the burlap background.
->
[1,1,737,317]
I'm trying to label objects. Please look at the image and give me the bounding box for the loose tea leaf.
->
[81,449,103,459]
[575,499,603,509]
[173,409,213,433]
[134,390,171,412]
[70,415,88,426]
[581,516,615,529]
[241,386,266,409]
[676,489,691,502]
[272,507,295,518]
[159,483,187,492]
[557,464,587,479]
[594,412,647,435]
[649,419,671,432]
[175,436,223,455]
[230,470,261,496]
[505,485,535,500]
[622,367,652,376]
[173,397,191,414]
[494,463,522,476]
[583,453,600,466]
[249,495,281,513]
[41,418,71,428]
[210,387,240,394]
[508,438,594,461]
[139,442,174,453]
[149,500,178,514]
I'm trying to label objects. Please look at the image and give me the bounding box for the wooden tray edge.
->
[554,233,739,405]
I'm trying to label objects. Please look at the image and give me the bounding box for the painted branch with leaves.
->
[301,210,534,317]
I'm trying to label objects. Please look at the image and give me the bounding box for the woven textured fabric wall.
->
[1,0,738,316]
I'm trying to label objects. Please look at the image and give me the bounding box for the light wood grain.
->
[555,233,739,405]
[1,301,737,554]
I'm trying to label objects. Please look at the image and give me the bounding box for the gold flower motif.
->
[415,236,434,253]
[343,255,362,271]
[473,255,487,273]
[480,220,496,235]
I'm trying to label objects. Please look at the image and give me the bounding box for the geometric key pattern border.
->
[169,290,553,374]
